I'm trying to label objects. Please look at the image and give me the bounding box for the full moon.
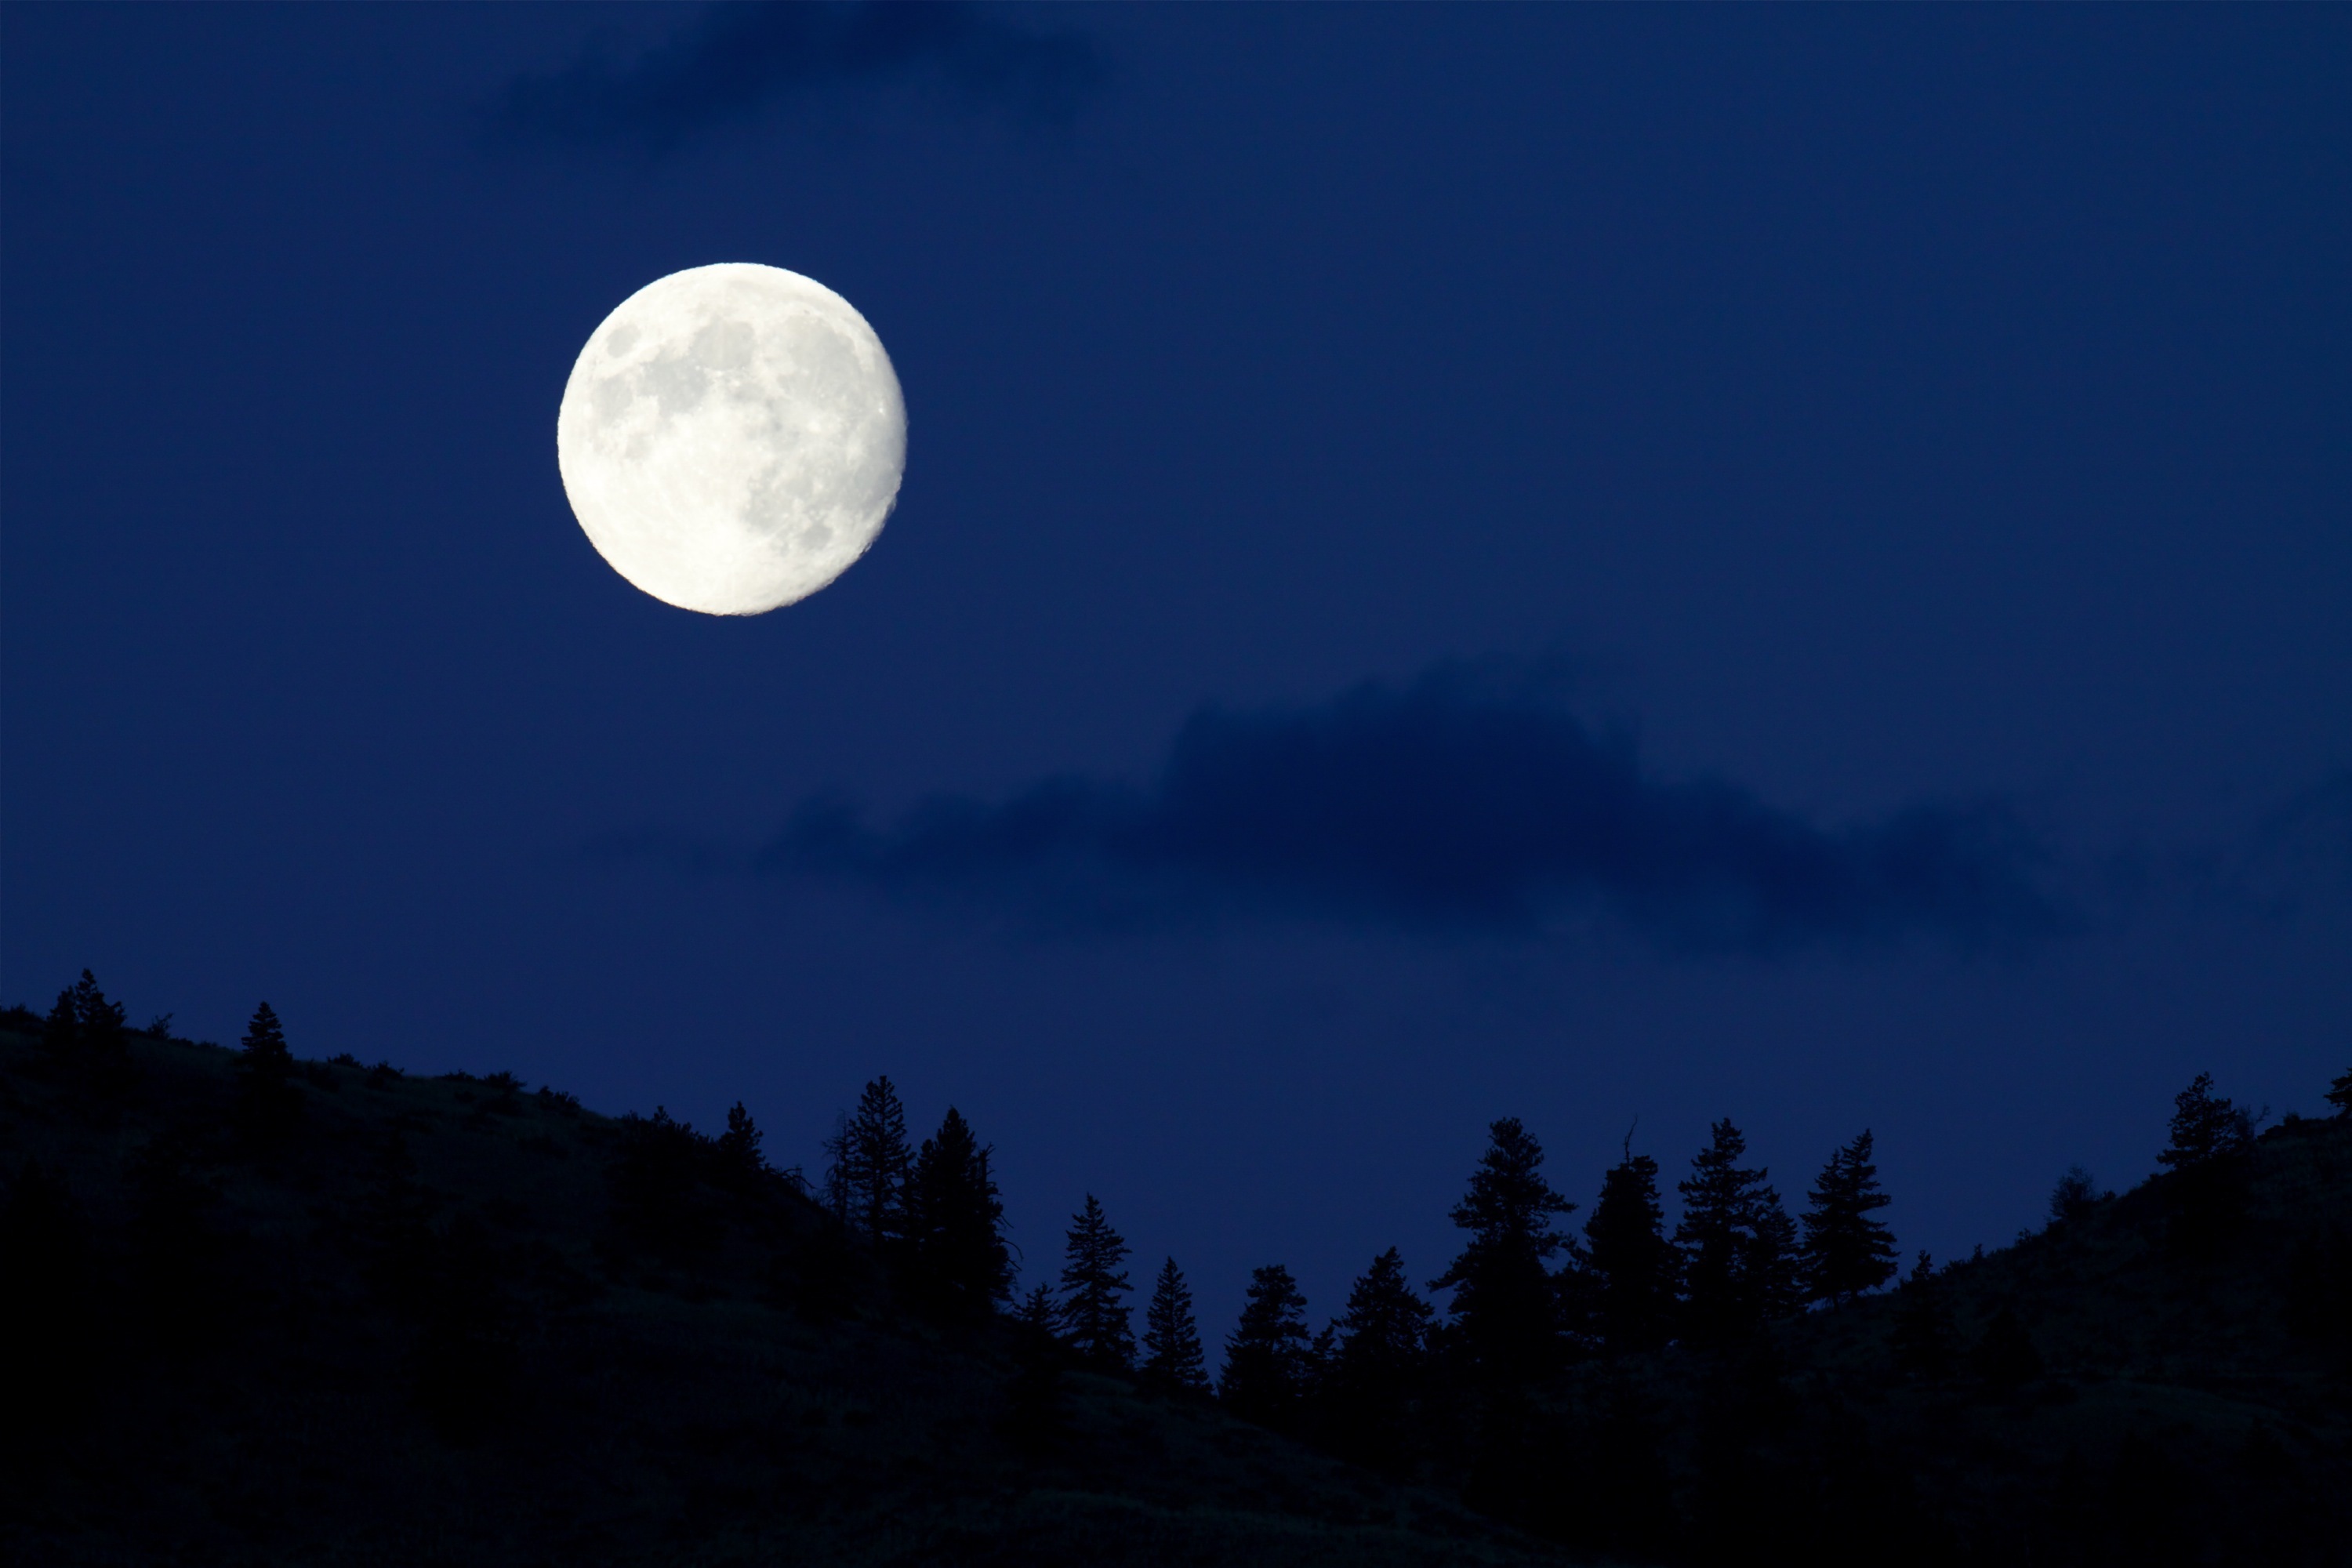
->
[557,263,906,616]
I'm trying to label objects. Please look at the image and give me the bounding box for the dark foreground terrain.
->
[4,1010,2347,1566]
[0,1021,1567,1567]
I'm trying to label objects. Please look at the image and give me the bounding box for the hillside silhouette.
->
[3,982,2347,1566]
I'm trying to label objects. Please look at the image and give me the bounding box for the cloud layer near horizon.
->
[760,667,2064,952]
[490,2,1097,151]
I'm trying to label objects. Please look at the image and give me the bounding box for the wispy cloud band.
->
[760,666,2066,953]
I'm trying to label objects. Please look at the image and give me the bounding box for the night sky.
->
[6,5,2347,1339]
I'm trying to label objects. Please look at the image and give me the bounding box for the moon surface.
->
[557,263,906,616]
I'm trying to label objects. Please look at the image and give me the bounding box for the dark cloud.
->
[760,666,2067,953]
[488,2,1098,151]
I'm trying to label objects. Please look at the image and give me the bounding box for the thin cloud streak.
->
[758,666,2070,953]
[488,2,1100,153]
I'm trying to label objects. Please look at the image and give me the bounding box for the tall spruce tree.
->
[1431,1117,1575,1383]
[235,1002,301,1137]
[1141,1257,1210,1394]
[1056,1194,1134,1369]
[828,1077,913,1247]
[715,1103,767,1189]
[1324,1247,1434,1470]
[1800,1131,1898,1307]
[1220,1263,1311,1428]
[1584,1149,1678,1354]
[2325,1065,2351,1119]
[70,971,125,1062]
[42,971,129,1088]
[902,1107,1011,1323]
[41,987,78,1060]
[1675,1119,1795,1345]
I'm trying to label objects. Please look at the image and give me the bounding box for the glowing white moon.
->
[557,263,906,615]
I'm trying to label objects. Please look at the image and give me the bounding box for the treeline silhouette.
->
[6,971,2350,1566]
[777,1047,2350,1562]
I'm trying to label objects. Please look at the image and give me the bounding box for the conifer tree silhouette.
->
[69,970,125,1058]
[42,971,130,1088]
[903,1108,1011,1323]
[1141,1257,1210,1394]
[1325,1247,1434,1470]
[715,1102,767,1189]
[1014,1281,1061,1339]
[235,1002,301,1138]
[1800,1130,1899,1308]
[1004,1283,1070,1453]
[41,987,77,1061]
[1220,1263,1312,1428]
[2158,1072,2261,1251]
[2327,1065,2352,1119]
[1675,1120,1795,1345]
[1432,1117,1575,1383]
[2158,1073,2256,1171]
[1056,1194,1134,1369]
[1584,1147,1678,1353]
[829,1077,913,1247]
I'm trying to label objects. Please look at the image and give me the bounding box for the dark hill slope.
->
[1532,1114,2352,1565]
[0,1025,1571,1567]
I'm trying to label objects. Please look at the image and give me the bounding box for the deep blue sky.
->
[5,4,2347,1339]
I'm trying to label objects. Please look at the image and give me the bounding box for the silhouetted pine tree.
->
[41,971,130,1089]
[2159,1073,2256,1171]
[1889,1252,1955,1381]
[235,1001,301,1138]
[1056,1194,1134,1369]
[902,1107,1011,1323]
[1432,1117,1575,1383]
[1141,1258,1210,1394]
[829,1077,913,1248]
[2158,1072,2261,1252]
[1220,1263,1311,1429]
[1323,1247,1434,1471]
[714,1102,767,1189]
[41,988,77,1061]
[1675,1120,1796,1345]
[70,971,125,1059]
[1800,1130,1898,1308]
[1584,1149,1678,1354]
[1014,1281,1060,1338]
[1004,1283,1069,1454]
[2327,1065,2351,1119]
